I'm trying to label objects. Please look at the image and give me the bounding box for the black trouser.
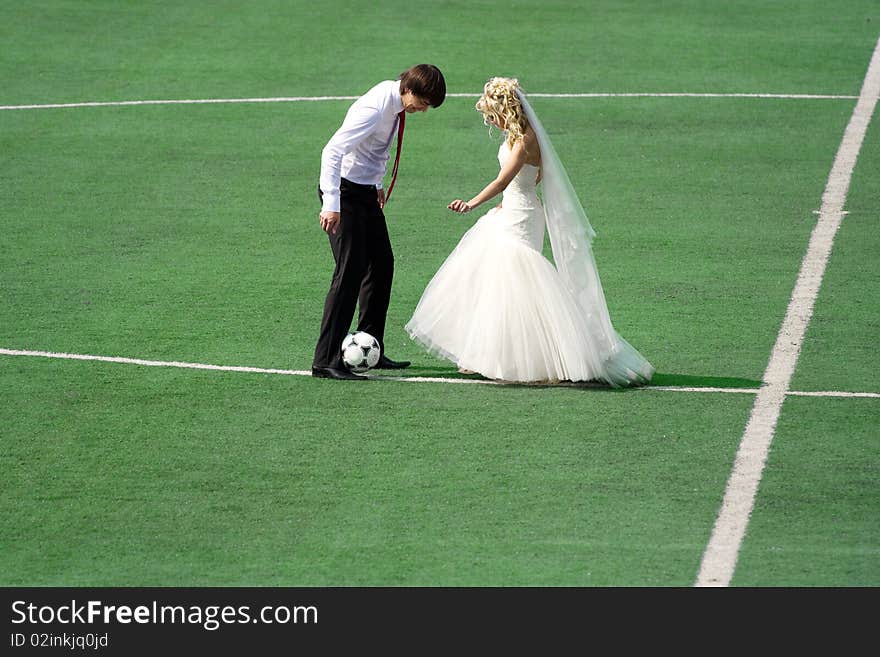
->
[313,178,394,369]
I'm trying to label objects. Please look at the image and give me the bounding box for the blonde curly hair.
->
[475,77,529,145]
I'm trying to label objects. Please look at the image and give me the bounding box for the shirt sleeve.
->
[319,101,383,213]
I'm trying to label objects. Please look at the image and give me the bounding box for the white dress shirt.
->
[319,80,404,213]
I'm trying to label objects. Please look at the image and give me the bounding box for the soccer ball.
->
[341,331,381,373]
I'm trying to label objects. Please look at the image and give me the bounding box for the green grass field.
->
[1,1,878,587]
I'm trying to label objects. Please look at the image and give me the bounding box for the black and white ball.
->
[341,331,381,373]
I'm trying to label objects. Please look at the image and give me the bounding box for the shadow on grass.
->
[387,366,763,390]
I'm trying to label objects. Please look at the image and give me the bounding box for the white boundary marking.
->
[787,390,880,399]
[1,348,877,398]
[525,92,857,99]
[0,348,311,377]
[0,92,857,111]
[694,37,880,587]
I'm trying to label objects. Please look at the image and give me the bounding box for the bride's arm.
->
[447,139,529,213]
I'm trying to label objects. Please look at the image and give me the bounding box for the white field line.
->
[0,348,311,377]
[1,348,877,399]
[524,92,857,99]
[695,36,880,588]
[787,390,880,399]
[646,386,760,395]
[0,92,858,111]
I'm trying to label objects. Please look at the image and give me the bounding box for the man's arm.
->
[318,102,383,214]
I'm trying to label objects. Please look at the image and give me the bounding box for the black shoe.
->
[375,355,411,370]
[311,366,367,380]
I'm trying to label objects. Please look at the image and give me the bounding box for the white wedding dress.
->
[406,107,654,386]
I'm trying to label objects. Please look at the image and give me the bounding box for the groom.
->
[312,64,446,380]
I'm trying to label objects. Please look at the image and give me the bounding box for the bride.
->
[405,77,654,386]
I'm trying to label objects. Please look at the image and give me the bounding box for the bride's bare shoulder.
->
[523,126,541,166]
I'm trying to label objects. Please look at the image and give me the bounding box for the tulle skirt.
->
[405,209,654,386]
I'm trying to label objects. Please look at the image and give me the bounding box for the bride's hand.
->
[447,199,471,214]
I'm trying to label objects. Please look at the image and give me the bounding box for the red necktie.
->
[385,110,405,202]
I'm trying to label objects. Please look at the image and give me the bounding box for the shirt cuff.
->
[321,191,341,213]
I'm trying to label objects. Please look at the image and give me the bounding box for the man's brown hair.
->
[398,64,446,108]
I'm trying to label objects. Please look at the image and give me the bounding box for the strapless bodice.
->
[483,141,545,250]
[498,141,541,210]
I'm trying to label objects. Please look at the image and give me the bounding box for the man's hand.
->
[377,188,386,209]
[319,210,341,234]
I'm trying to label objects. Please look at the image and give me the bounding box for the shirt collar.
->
[392,80,404,114]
